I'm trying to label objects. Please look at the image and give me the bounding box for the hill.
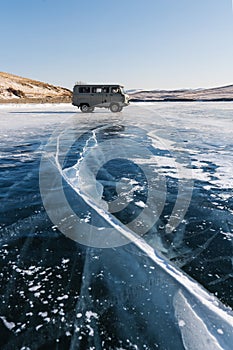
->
[0,72,72,103]
[128,85,233,102]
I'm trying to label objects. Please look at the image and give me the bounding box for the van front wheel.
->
[80,104,90,113]
[110,103,120,113]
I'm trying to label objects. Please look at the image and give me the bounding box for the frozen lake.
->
[0,102,233,349]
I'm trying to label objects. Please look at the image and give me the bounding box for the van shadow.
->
[10,110,113,115]
[10,111,76,114]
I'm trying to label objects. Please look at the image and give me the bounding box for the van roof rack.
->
[74,83,124,87]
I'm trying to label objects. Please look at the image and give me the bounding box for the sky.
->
[0,0,233,90]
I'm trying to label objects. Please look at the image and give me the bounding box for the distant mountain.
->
[128,85,233,102]
[0,72,72,103]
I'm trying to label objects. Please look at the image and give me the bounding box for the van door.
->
[91,86,103,107]
[77,86,91,107]
[110,86,121,104]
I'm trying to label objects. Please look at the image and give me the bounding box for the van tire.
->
[110,103,120,113]
[81,104,90,113]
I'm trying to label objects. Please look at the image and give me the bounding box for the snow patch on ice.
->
[0,316,15,330]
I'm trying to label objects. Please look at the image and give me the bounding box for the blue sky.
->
[1,0,233,90]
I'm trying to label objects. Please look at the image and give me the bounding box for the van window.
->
[79,87,90,93]
[111,87,120,93]
[92,87,102,93]
[102,87,109,93]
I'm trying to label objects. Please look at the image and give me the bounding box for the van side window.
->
[92,87,102,93]
[79,87,90,93]
[102,87,109,93]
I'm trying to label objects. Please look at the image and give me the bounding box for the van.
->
[72,84,129,112]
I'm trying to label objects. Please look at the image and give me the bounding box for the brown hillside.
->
[0,72,72,103]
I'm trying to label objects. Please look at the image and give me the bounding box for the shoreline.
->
[129,98,233,102]
[1,99,233,105]
[0,97,71,104]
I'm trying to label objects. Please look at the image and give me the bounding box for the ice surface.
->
[1,102,233,349]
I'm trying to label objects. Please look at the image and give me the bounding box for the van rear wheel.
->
[110,103,120,113]
[81,104,90,113]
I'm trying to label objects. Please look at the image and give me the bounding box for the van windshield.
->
[120,87,126,94]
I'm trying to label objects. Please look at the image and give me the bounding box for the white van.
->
[72,84,129,112]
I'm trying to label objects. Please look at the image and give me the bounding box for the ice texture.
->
[0,102,233,349]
